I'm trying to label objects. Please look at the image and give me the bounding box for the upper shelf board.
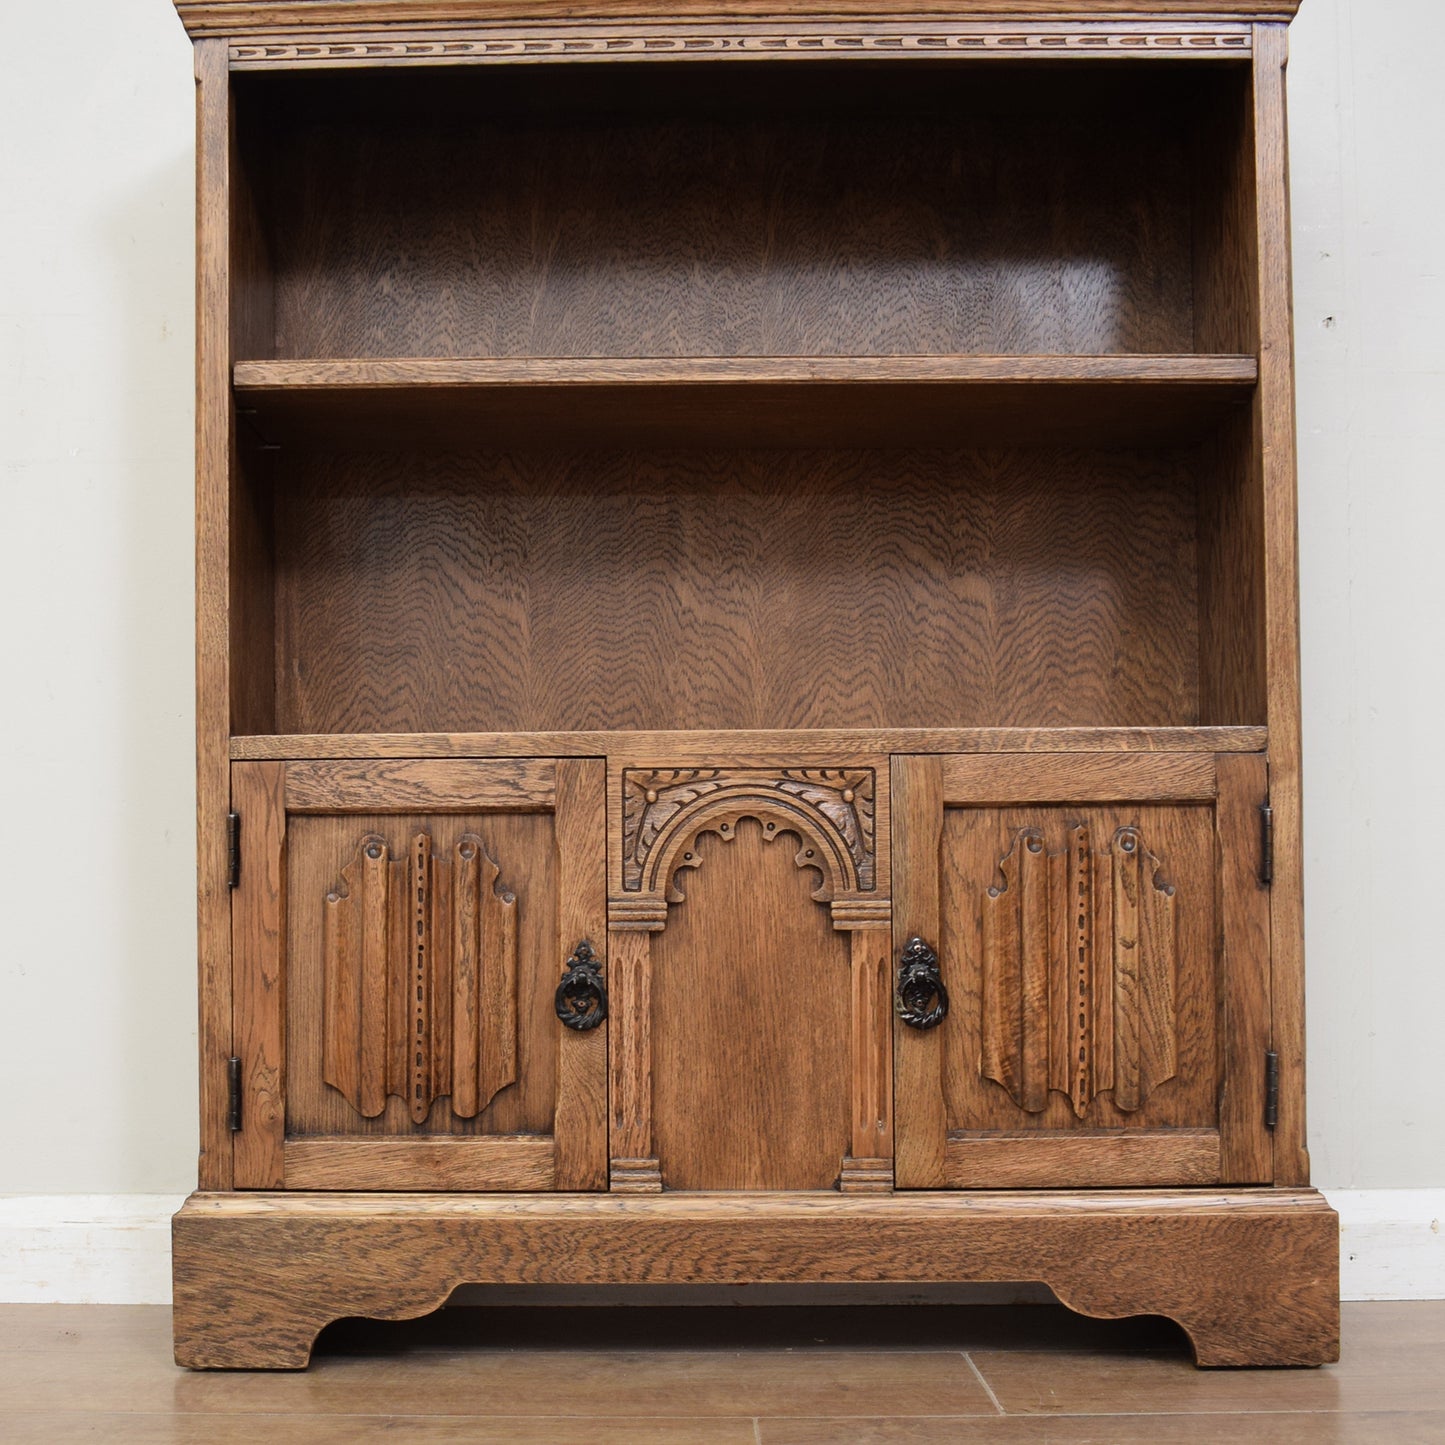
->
[175,2,1300,41]
[233,354,1258,451]
[230,726,1271,761]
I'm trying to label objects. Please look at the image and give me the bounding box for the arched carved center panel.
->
[323,831,519,1124]
[649,819,853,1191]
[981,823,1178,1118]
[623,769,876,907]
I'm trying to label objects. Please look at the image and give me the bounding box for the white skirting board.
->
[1328,1189,1445,1302]
[0,1196,182,1306]
[1,1189,1441,1305]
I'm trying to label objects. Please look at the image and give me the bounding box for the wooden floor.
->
[1,1301,1441,1443]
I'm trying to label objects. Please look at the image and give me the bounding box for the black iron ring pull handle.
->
[555,940,608,1031]
[896,936,948,1030]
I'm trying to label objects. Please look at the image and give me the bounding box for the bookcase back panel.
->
[269,444,1201,735]
[239,65,1222,361]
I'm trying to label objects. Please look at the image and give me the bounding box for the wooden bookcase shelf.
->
[234,354,1258,449]
[229,726,1272,761]
[235,356,1260,387]
[171,1,1336,1372]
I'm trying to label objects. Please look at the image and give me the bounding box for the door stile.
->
[553,758,609,1190]
[1217,752,1274,1181]
[231,760,287,1188]
[891,755,946,1188]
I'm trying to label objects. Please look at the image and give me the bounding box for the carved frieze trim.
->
[229,23,1253,68]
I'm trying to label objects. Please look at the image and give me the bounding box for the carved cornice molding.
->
[175,3,1301,43]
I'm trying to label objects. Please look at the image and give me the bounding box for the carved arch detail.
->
[652,794,856,903]
[624,768,874,896]
[621,769,876,927]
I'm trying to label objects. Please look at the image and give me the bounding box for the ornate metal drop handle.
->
[896,936,949,1030]
[555,940,608,1031]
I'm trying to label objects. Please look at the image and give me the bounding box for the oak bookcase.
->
[168,0,1339,1369]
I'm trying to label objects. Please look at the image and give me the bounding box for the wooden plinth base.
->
[172,1187,1339,1370]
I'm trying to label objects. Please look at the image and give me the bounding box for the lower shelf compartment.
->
[172,1188,1340,1371]
[234,424,1264,736]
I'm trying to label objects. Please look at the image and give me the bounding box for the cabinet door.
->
[893,753,1271,1189]
[230,758,607,1191]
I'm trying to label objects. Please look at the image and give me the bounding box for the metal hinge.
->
[227,811,241,890]
[1259,802,1274,887]
[1264,1050,1280,1131]
[227,1056,242,1133]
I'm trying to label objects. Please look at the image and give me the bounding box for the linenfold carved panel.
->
[622,768,876,899]
[982,824,1177,1117]
[323,832,518,1124]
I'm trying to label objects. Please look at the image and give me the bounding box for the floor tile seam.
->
[340,1346,1015,1357]
[3,1406,1401,1420]
[0,1406,779,1422]
[748,1406,1424,1421]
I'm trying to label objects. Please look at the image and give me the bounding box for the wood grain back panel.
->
[272,444,1203,735]
[1197,406,1268,725]
[650,820,852,1190]
[239,65,1202,360]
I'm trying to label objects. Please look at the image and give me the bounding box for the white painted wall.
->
[1289,0,1445,1191]
[0,0,197,1194]
[0,0,1440,1225]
